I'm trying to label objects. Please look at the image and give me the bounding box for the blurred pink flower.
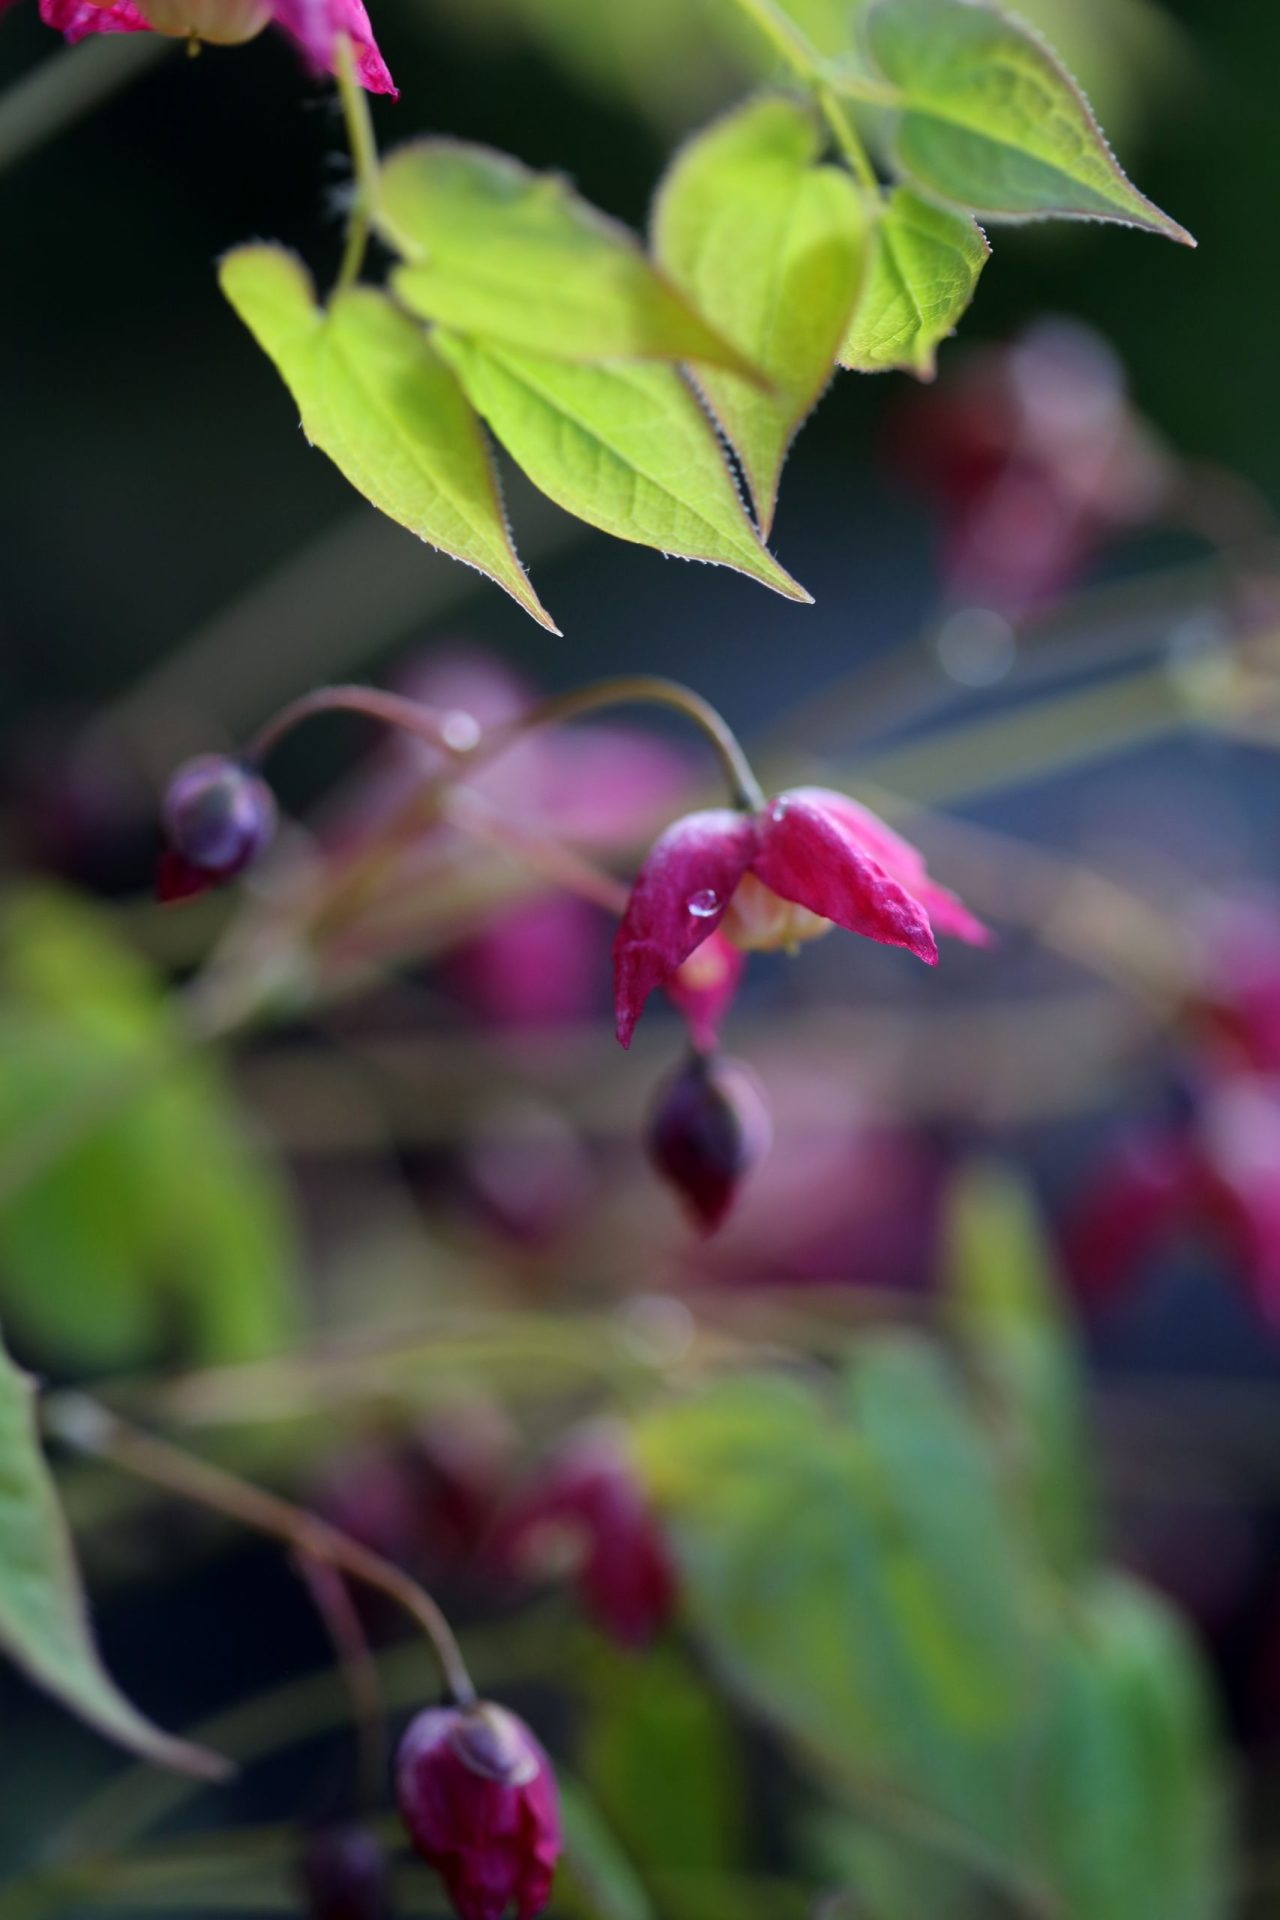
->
[614,787,988,1047]
[498,1426,675,1649]
[892,320,1169,620]
[14,0,396,94]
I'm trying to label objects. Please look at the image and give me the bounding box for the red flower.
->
[499,1427,675,1649]
[614,787,988,1047]
[18,0,396,95]
[648,1049,771,1233]
[396,1701,560,1920]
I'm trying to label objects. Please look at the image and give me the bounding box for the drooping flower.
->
[498,1427,676,1649]
[299,1825,388,1920]
[156,753,276,903]
[396,1701,561,1920]
[648,1049,771,1233]
[614,787,988,1047]
[18,0,396,96]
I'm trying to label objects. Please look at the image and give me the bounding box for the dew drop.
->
[687,889,721,918]
[768,797,789,823]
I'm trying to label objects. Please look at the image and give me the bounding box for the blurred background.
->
[1,1,1279,1915]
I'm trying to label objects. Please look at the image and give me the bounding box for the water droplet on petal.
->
[768,797,789,823]
[687,889,721,919]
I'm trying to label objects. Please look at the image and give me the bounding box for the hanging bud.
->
[396,1701,561,1920]
[299,1825,389,1920]
[157,754,275,903]
[647,1050,772,1233]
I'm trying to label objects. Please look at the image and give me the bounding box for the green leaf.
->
[653,94,869,534]
[435,333,811,601]
[942,1157,1095,1578]
[1038,1575,1228,1920]
[219,246,557,634]
[558,1776,656,1920]
[581,1643,743,1890]
[634,1354,1040,1887]
[863,0,1194,241]
[378,139,760,380]
[839,187,988,377]
[0,889,299,1373]
[0,1335,228,1777]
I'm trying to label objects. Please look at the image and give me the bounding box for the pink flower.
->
[396,1702,560,1920]
[498,1428,676,1649]
[614,787,989,1047]
[24,0,396,96]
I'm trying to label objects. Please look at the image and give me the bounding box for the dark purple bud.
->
[397,1701,561,1920]
[158,754,275,897]
[299,1825,388,1920]
[500,1426,675,1650]
[648,1050,771,1233]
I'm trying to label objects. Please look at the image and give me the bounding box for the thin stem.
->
[332,35,380,293]
[0,35,172,179]
[43,1394,476,1707]
[816,84,879,193]
[248,684,481,765]
[293,1556,386,1809]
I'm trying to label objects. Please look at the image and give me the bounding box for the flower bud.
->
[396,1701,561,1920]
[157,754,275,901]
[648,1050,772,1233]
[299,1825,388,1920]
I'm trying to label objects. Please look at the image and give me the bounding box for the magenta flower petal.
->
[1062,1127,1196,1309]
[753,794,938,965]
[269,0,396,92]
[613,809,756,1048]
[665,930,745,1050]
[784,787,991,948]
[40,0,149,36]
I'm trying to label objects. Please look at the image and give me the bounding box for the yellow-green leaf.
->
[840,187,988,377]
[436,333,812,602]
[378,139,761,379]
[0,1341,228,1779]
[219,245,556,633]
[864,0,1194,242]
[653,94,868,535]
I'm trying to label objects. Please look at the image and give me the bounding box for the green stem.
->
[43,1395,477,1708]
[332,35,380,293]
[816,83,879,194]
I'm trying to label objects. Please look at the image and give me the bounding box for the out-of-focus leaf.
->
[1038,1574,1228,1920]
[653,94,868,533]
[581,1643,743,1892]
[558,1776,656,1920]
[0,889,299,1372]
[378,140,759,379]
[634,1350,1040,1890]
[807,1811,986,1920]
[0,1334,227,1777]
[862,0,1193,241]
[219,247,557,633]
[943,1156,1095,1578]
[838,187,987,377]
[436,333,812,601]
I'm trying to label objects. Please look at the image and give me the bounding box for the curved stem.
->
[248,683,481,765]
[816,84,879,194]
[332,35,380,294]
[43,1395,476,1707]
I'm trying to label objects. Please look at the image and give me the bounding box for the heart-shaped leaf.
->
[436,333,812,602]
[840,187,988,378]
[654,94,869,534]
[219,246,557,632]
[864,0,1194,242]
